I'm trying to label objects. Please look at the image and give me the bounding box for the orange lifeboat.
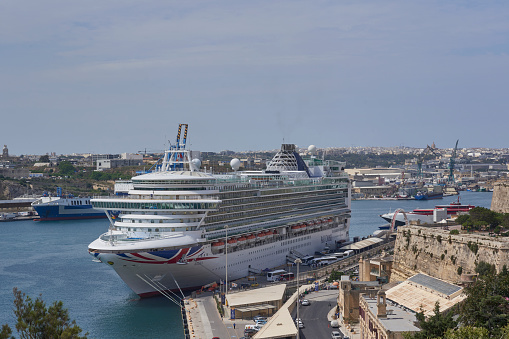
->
[291,224,300,231]
[212,241,225,247]
[238,236,247,244]
[227,238,237,245]
[247,234,256,242]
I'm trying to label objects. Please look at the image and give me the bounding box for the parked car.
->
[301,299,310,306]
[295,319,304,328]
[330,319,339,328]
[253,316,266,322]
[251,282,259,287]
[331,331,342,339]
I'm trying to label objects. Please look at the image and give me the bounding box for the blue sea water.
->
[0,191,492,338]
[0,219,183,339]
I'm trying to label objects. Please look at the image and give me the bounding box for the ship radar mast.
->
[159,123,194,172]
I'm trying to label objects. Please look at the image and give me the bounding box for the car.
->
[331,331,342,339]
[253,316,266,322]
[251,282,259,287]
[300,299,310,306]
[330,319,339,328]
[295,319,304,328]
[255,319,267,325]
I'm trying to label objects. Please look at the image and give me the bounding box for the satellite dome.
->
[191,158,201,170]
[308,145,317,154]
[230,158,241,171]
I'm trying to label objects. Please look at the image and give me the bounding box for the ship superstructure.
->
[88,126,351,296]
[32,187,106,221]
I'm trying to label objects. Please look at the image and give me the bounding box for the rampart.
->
[391,225,509,284]
[491,180,509,213]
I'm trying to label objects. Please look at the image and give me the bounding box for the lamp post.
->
[225,225,229,295]
[295,258,302,339]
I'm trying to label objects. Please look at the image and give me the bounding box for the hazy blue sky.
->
[1,1,508,155]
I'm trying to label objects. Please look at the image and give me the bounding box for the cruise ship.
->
[88,126,351,297]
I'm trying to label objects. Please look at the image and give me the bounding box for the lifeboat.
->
[237,236,247,245]
[227,238,237,246]
[291,224,300,231]
[247,234,256,242]
[212,241,225,247]
[257,232,265,239]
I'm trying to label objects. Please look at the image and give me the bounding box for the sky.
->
[1,1,509,156]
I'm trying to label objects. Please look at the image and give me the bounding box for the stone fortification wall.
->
[491,181,509,213]
[391,226,509,284]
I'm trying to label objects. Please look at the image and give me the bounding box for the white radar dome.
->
[230,158,241,171]
[308,145,317,154]
[191,158,202,170]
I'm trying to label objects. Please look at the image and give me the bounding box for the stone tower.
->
[2,145,8,158]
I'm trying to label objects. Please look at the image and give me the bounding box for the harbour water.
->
[0,191,492,338]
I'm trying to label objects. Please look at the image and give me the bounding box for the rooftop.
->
[226,284,286,308]
[362,294,420,333]
[386,274,466,316]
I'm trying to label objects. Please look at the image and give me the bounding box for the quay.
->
[0,199,38,221]
[183,239,394,338]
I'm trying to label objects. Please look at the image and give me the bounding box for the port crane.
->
[448,139,459,184]
[416,143,439,178]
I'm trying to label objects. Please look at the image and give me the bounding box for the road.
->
[291,290,339,339]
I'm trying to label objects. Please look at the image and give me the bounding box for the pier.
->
[183,239,394,338]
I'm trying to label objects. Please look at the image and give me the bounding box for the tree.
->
[39,155,50,162]
[1,288,87,339]
[460,262,509,336]
[443,326,489,339]
[327,269,344,283]
[405,301,457,339]
[58,161,76,176]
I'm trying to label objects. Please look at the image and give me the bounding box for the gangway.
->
[248,267,262,275]
[289,249,307,259]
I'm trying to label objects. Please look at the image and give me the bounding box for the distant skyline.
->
[2,1,509,155]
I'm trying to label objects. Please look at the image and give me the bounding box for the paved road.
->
[291,290,339,339]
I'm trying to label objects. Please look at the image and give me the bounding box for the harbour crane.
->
[416,143,439,178]
[448,139,459,184]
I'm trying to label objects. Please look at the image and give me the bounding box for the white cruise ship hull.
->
[92,225,348,297]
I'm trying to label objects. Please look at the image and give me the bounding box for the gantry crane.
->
[448,139,459,184]
[416,143,439,178]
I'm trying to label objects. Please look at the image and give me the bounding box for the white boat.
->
[88,125,351,297]
[380,199,475,228]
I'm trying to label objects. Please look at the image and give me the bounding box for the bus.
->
[267,269,287,281]
[279,272,295,281]
[331,250,354,260]
[311,256,337,266]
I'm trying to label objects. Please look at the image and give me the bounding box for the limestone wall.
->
[391,226,509,284]
[491,181,509,213]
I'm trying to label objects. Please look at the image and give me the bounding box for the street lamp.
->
[225,225,229,295]
[295,258,302,339]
